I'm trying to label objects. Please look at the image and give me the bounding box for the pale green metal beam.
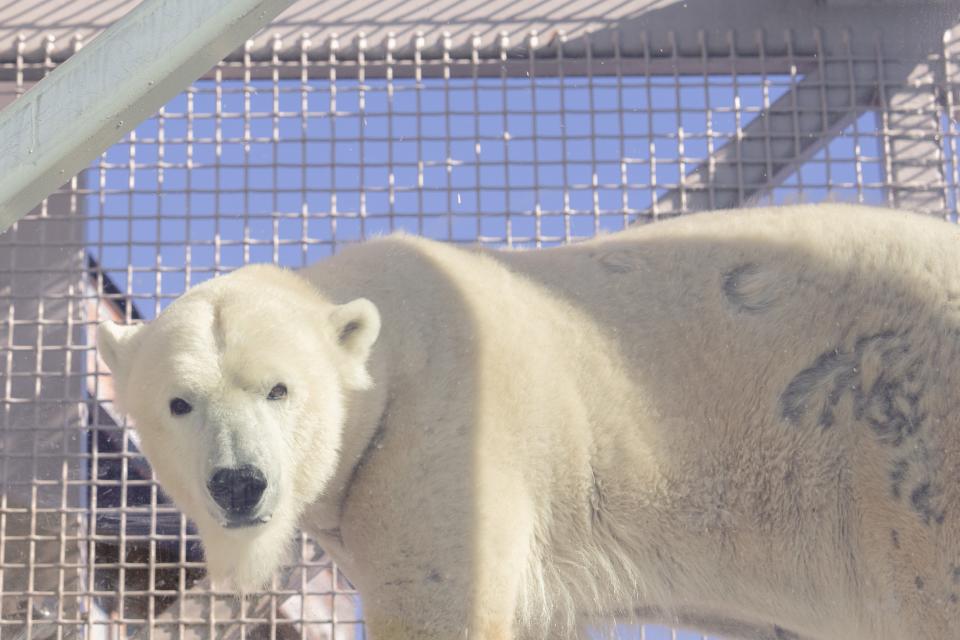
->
[0,0,298,233]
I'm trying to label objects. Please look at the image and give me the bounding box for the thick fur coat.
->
[98,204,960,639]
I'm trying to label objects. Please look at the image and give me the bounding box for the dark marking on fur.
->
[779,343,856,428]
[773,626,800,640]
[383,578,415,587]
[783,468,795,486]
[891,529,901,550]
[426,569,444,583]
[853,365,926,448]
[591,247,652,274]
[722,263,779,313]
[890,460,909,499]
[780,330,924,439]
[952,564,960,584]
[596,252,634,274]
[915,576,925,591]
[780,330,944,528]
[951,593,959,605]
[911,483,946,526]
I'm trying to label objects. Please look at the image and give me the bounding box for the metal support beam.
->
[0,0,299,233]
[647,60,879,216]
[879,59,948,215]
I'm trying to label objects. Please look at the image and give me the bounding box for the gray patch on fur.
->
[722,263,780,313]
[592,248,649,274]
[853,354,925,448]
[383,578,415,586]
[911,483,946,526]
[779,330,946,528]
[779,344,856,427]
[780,331,924,443]
[774,626,800,640]
[890,460,909,499]
[891,529,901,549]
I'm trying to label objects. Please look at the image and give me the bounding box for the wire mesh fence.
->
[1,22,958,639]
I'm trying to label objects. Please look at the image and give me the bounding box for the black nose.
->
[207,465,267,516]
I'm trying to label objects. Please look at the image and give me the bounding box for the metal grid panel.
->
[1,24,957,640]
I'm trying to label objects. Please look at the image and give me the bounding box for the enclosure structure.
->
[1,0,959,638]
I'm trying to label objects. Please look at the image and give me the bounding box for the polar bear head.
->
[96,264,380,590]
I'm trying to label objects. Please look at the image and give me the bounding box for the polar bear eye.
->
[169,398,192,416]
[267,383,287,401]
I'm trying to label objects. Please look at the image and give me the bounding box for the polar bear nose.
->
[207,465,267,516]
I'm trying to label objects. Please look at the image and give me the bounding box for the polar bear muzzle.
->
[206,464,270,528]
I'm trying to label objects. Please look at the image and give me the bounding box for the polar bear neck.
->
[294,237,467,538]
[299,335,392,537]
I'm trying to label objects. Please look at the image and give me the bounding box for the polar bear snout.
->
[206,465,270,527]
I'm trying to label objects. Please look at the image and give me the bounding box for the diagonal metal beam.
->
[0,0,299,234]
[646,63,880,217]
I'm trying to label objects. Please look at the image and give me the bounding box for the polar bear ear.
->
[96,321,145,379]
[329,298,381,391]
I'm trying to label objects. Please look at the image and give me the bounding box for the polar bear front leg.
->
[358,524,528,640]
[350,488,532,640]
[339,441,533,639]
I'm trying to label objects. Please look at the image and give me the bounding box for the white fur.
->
[99,204,960,639]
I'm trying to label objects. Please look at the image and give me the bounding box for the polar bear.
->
[97,203,960,639]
